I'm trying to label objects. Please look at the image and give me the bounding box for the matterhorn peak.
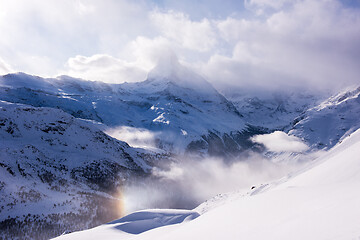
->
[147,51,180,80]
[147,52,215,94]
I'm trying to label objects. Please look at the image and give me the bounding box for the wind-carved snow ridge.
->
[107,209,199,234]
[53,209,199,239]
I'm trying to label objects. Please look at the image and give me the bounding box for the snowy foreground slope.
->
[56,129,360,240]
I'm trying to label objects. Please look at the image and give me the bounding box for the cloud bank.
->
[105,126,159,149]
[0,57,12,75]
[66,54,147,83]
[122,154,304,213]
[0,0,359,91]
[252,131,309,152]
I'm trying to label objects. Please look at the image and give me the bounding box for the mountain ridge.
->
[1,69,360,239]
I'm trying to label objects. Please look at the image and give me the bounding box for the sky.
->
[0,0,359,91]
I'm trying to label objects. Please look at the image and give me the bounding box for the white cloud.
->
[0,0,359,91]
[76,0,96,15]
[0,57,13,75]
[245,0,293,11]
[149,10,217,52]
[64,36,177,83]
[252,131,309,153]
[217,18,259,43]
[123,154,304,213]
[105,126,159,149]
[128,36,174,70]
[200,0,360,91]
[65,54,147,83]
[0,0,152,77]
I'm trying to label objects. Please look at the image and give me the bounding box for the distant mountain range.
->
[0,63,359,239]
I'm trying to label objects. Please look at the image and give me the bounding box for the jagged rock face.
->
[0,101,155,240]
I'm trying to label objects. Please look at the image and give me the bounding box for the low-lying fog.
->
[107,127,320,215]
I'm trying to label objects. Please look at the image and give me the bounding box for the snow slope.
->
[54,209,199,239]
[290,86,360,149]
[56,128,360,240]
[0,101,160,239]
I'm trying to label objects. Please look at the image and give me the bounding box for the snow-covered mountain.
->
[0,63,260,157]
[289,86,360,149]
[223,88,323,130]
[0,63,254,239]
[224,85,360,153]
[0,101,163,239]
[54,127,360,240]
[1,63,360,240]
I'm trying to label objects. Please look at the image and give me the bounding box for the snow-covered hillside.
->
[55,128,360,240]
[223,88,323,130]
[1,66,359,240]
[225,85,360,153]
[2,69,358,157]
[289,86,360,149]
[0,66,251,157]
[0,101,160,239]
